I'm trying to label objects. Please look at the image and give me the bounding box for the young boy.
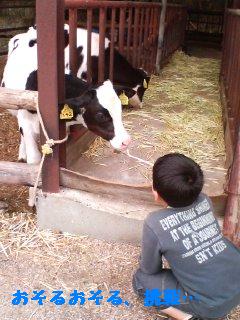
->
[133,153,240,320]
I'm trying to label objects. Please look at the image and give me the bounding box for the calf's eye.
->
[95,112,107,123]
[29,39,37,47]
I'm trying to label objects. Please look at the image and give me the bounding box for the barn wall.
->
[0,0,35,56]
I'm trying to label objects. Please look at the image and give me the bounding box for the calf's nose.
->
[122,136,131,147]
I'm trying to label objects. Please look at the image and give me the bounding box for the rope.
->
[120,149,154,167]
[28,105,68,207]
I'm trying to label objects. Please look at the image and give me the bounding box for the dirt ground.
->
[0,212,239,320]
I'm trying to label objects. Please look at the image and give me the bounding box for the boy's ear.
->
[152,187,160,202]
[152,186,168,207]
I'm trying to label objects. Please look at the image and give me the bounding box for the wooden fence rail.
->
[65,1,187,79]
[221,9,240,246]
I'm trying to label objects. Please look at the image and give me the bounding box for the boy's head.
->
[152,153,204,208]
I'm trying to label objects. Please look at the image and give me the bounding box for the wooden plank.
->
[0,161,153,205]
[219,78,234,167]
[66,129,96,167]
[223,132,240,243]
[0,162,37,186]
[0,87,37,111]
[60,168,153,204]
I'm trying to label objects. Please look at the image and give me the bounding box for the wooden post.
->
[36,0,65,193]
[223,128,240,245]
[155,0,167,74]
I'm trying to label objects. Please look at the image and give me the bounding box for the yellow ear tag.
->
[119,92,129,106]
[60,104,73,120]
[143,79,148,89]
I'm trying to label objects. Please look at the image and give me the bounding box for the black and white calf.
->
[26,70,131,147]
[64,27,150,108]
[1,30,130,164]
[20,26,150,108]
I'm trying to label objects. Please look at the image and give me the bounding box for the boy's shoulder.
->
[145,193,211,230]
[145,207,172,229]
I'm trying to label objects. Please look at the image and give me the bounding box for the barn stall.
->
[0,0,239,247]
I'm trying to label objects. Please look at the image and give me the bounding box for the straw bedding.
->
[84,51,225,180]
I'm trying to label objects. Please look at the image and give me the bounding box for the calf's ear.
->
[58,89,96,119]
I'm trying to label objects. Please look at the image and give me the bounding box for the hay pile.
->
[0,212,74,258]
[84,51,225,176]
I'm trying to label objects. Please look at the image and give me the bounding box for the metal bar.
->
[132,7,140,68]
[137,8,145,67]
[153,7,161,73]
[98,7,106,83]
[65,1,162,9]
[146,7,154,72]
[36,0,65,192]
[126,7,133,62]
[109,8,116,82]
[119,7,126,55]
[69,9,78,76]
[87,8,93,83]
[143,7,150,70]
[58,4,67,169]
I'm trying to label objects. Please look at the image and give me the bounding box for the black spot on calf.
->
[29,39,37,47]
[76,46,83,72]
[64,29,69,48]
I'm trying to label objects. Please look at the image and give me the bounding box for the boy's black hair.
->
[152,153,204,208]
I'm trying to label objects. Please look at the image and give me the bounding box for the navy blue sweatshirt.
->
[140,193,240,318]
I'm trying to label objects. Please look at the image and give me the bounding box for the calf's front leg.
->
[17,110,41,164]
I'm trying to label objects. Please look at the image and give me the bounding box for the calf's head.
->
[129,69,150,108]
[60,80,131,150]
